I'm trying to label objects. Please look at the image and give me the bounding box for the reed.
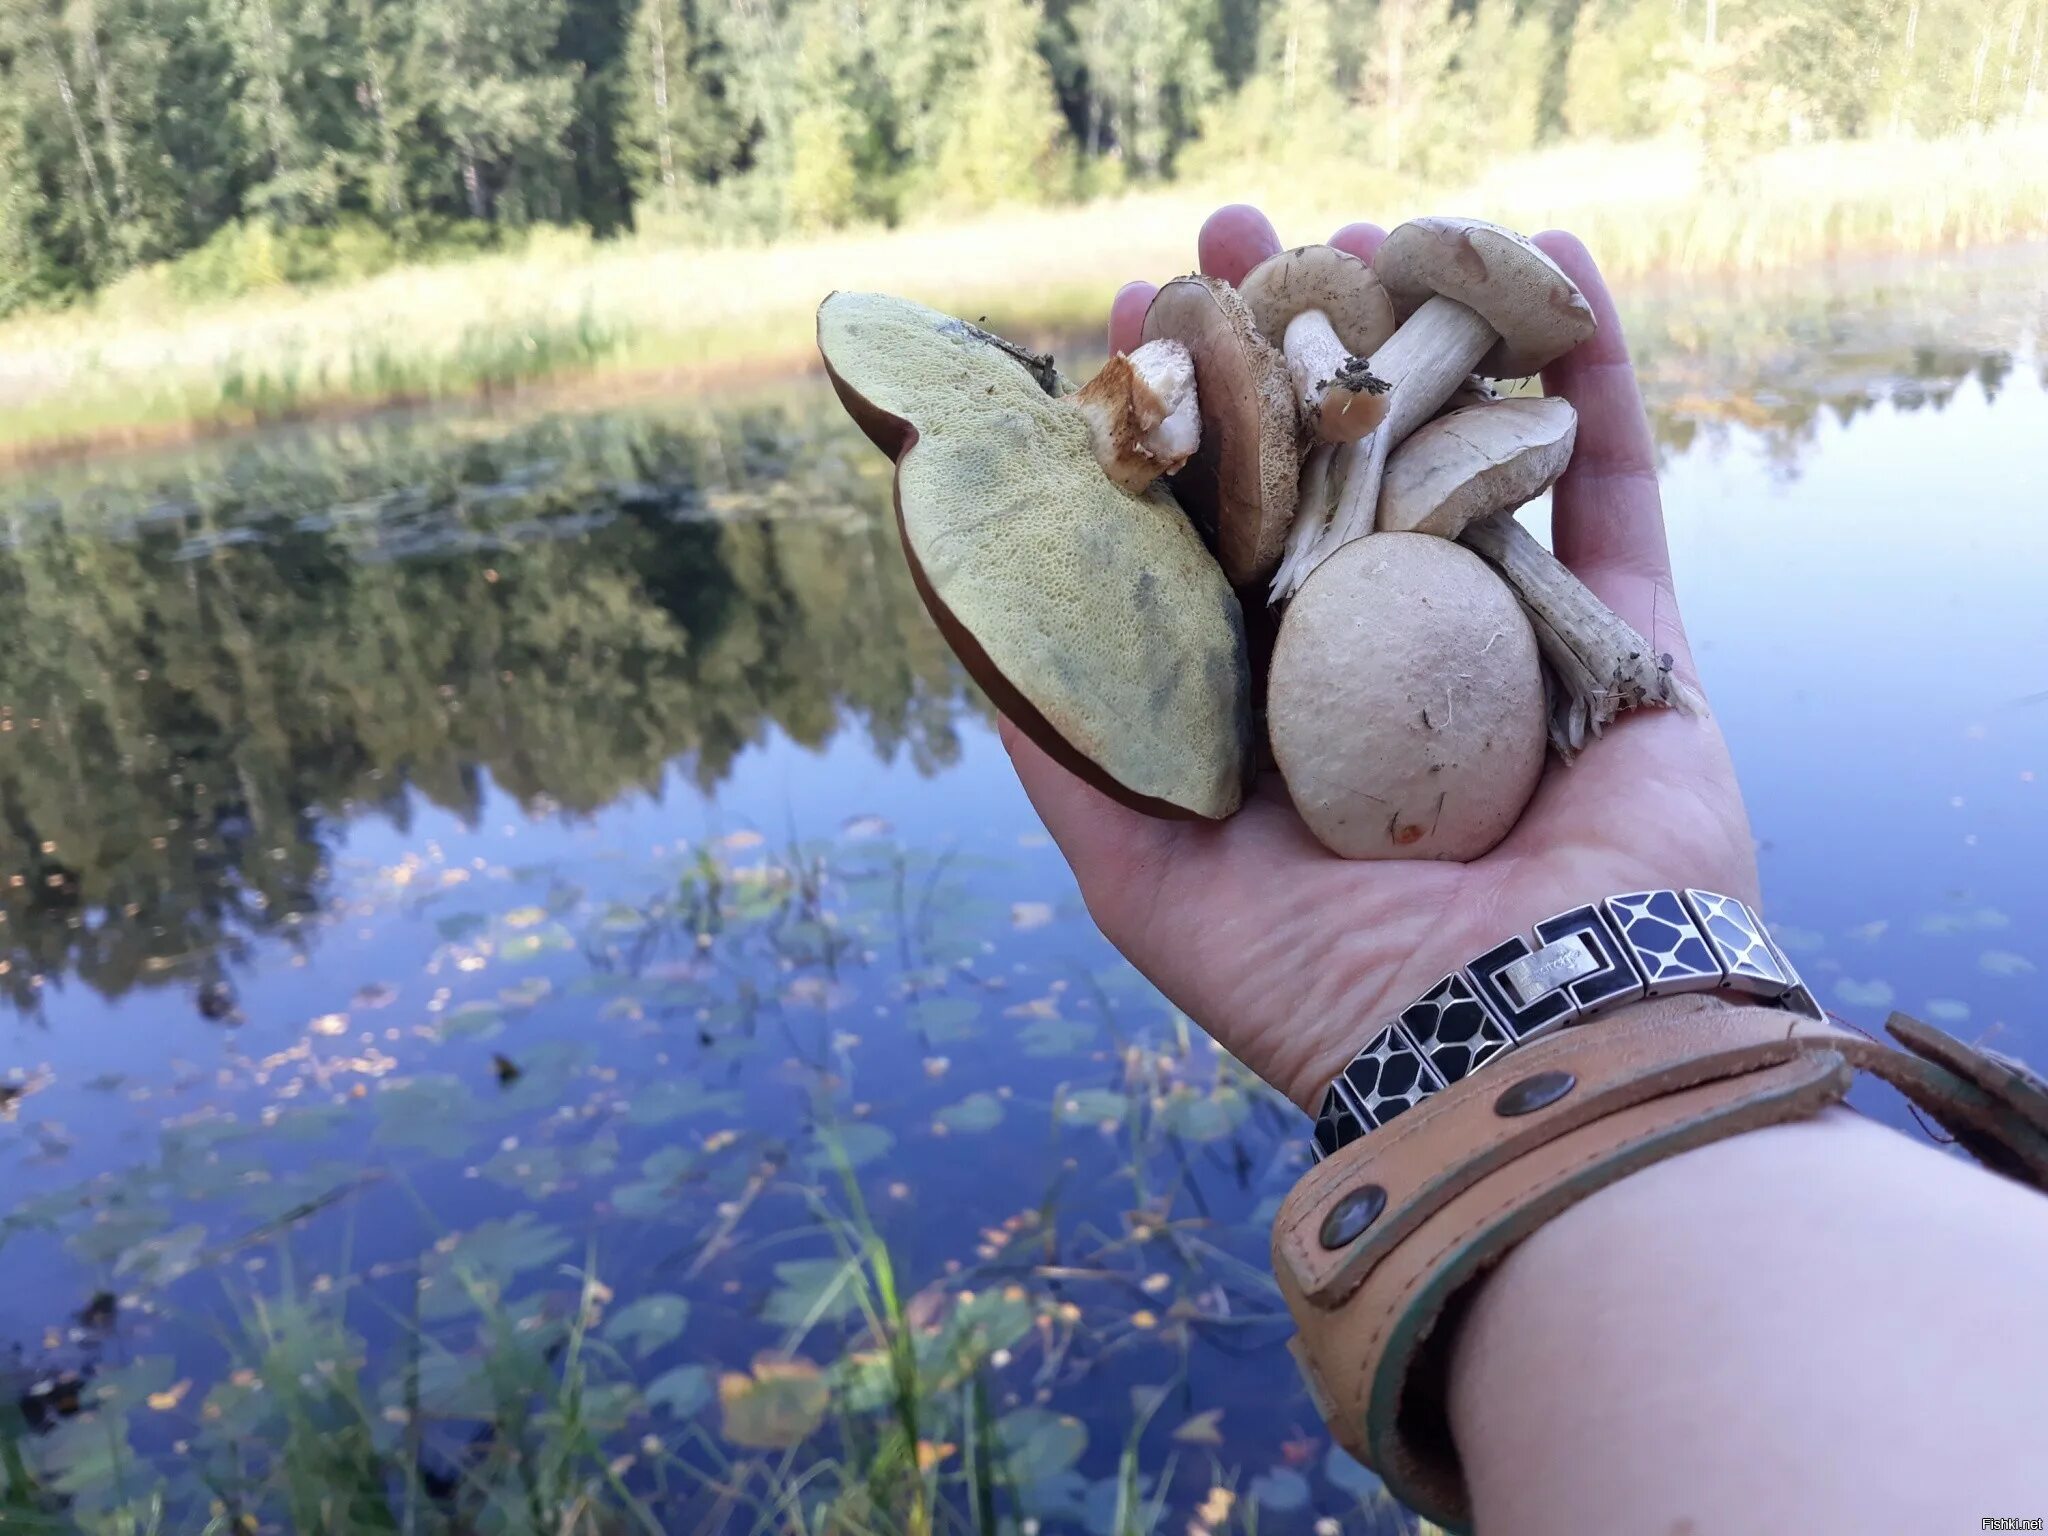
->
[4,126,2045,462]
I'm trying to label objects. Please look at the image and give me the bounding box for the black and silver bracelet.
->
[1309,888,1824,1159]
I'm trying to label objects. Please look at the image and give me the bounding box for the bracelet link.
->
[1309,888,1819,1158]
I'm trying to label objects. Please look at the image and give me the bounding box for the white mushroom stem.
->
[1282,310,1388,445]
[1458,511,1706,758]
[1269,296,1497,601]
[1071,339,1202,494]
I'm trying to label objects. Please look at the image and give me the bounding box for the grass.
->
[4,125,2048,463]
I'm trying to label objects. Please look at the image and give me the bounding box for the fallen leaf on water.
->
[1175,1409,1225,1445]
[916,1440,956,1471]
[721,830,764,851]
[718,1357,828,1449]
[148,1380,193,1411]
[502,906,548,930]
[310,1014,350,1037]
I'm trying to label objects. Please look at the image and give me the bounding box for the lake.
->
[2,249,2045,1535]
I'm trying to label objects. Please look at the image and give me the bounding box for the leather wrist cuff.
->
[1271,996,2048,1532]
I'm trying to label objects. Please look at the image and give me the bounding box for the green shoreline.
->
[6,128,2048,468]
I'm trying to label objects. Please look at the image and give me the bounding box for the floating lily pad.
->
[1058,1089,1129,1125]
[1156,1084,1249,1142]
[1019,1016,1096,1058]
[375,1077,478,1154]
[436,1002,504,1040]
[935,1092,1004,1134]
[997,1407,1088,1486]
[604,1293,691,1357]
[420,1215,571,1318]
[646,1364,712,1418]
[911,995,982,1041]
[625,1078,741,1126]
[718,1357,829,1449]
[804,1122,894,1171]
[499,924,573,962]
[761,1256,862,1327]
[1249,1467,1310,1512]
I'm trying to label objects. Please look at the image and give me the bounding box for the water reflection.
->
[0,250,2041,1016]
[0,410,973,1009]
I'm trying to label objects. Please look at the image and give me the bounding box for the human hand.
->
[1002,204,1759,1112]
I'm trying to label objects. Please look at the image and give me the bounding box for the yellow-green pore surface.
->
[818,292,1250,818]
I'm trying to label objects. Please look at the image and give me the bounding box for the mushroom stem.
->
[1457,511,1706,757]
[1268,296,1496,601]
[1282,310,1388,444]
[1071,339,1202,494]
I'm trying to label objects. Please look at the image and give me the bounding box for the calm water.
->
[1,251,2045,1533]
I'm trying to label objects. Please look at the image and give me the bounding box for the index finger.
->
[1532,231,1671,589]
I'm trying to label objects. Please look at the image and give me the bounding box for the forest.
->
[1,0,2043,316]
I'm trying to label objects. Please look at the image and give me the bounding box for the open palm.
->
[1001,205,1759,1112]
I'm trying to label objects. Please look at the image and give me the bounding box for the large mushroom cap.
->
[1374,218,1596,380]
[1141,275,1300,588]
[1268,533,1544,860]
[1238,245,1398,359]
[1378,396,1578,538]
[817,291,1251,820]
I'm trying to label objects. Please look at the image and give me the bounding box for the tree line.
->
[1,0,2043,309]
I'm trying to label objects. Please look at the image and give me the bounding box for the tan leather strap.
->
[1272,999,2048,1532]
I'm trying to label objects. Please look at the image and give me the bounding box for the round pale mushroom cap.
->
[1374,218,1595,379]
[1268,533,1544,861]
[817,291,1252,820]
[1238,245,1397,359]
[1378,396,1578,538]
[1142,275,1300,588]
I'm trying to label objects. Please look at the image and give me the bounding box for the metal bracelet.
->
[1309,889,1825,1160]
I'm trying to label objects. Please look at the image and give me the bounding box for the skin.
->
[1005,204,2048,1530]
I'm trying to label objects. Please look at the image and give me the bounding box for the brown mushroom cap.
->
[1268,533,1545,860]
[817,291,1251,820]
[1141,275,1300,588]
[1238,245,1398,359]
[1378,396,1578,538]
[1374,218,1596,379]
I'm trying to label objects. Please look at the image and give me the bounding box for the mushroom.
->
[817,291,1252,819]
[1267,532,1545,860]
[1375,396,1705,753]
[1141,274,1301,588]
[1069,339,1203,494]
[1268,218,1596,601]
[1377,395,1578,539]
[1237,245,1397,445]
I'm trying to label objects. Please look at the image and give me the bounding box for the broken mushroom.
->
[1141,274,1301,588]
[1070,339,1202,494]
[1238,245,1397,445]
[1269,217,1596,601]
[816,290,1252,819]
[1267,533,1546,860]
[1378,394,1704,754]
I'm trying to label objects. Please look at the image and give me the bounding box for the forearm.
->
[1449,1106,2048,1533]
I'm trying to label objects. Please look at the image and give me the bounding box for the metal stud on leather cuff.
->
[1309,889,1825,1160]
